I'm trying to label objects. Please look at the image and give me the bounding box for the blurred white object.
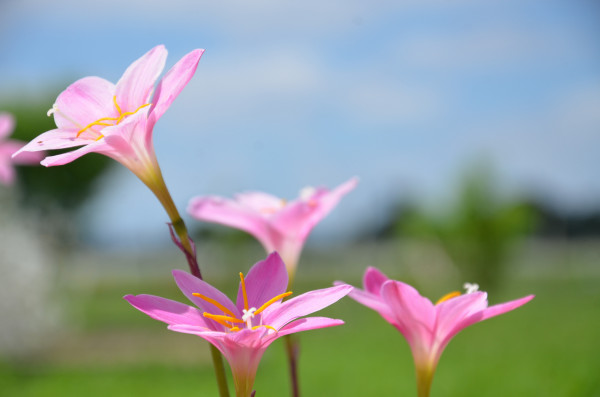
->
[0,190,60,359]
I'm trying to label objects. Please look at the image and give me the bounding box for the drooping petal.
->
[172,270,239,320]
[53,76,117,131]
[40,139,109,167]
[188,196,275,250]
[149,48,204,127]
[264,284,352,330]
[115,45,167,111]
[0,113,14,139]
[236,252,288,311]
[124,294,209,327]
[13,129,88,159]
[7,142,44,165]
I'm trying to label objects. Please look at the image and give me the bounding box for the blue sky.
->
[1,0,599,249]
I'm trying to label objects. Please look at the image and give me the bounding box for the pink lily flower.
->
[125,252,351,397]
[12,45,203,194]
[187,177,358,280]
[0,113,43,185]
[341,267,534,397]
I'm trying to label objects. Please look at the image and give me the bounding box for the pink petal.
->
[272,177,358,240]
[13,129,86,158]
[54,76,116,131]
[363,266,389,295]
[149,49,204,126]
[0,113,15,140]
[115,45,167,111]
[440,294,534,349]
[480,294,535,322]
[188,196,274,251]
[264,284,352,330]
[235,191,284,213]
[124,294,209,327]
[345,285,395,324]
[236,252,288,311]
[8,142,44,164]
[380,281,436,346]
[434,292,488,343]
[40,139,108,167]
[172,270,239,321]
[277,317,345,337]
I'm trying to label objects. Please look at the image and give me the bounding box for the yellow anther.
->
[240,272,249,311]
[192,293,237,317]
[203,313,244,324]
[113,95,122,114]
[435,291,461,305]
[251,325,277,332]
[254,291,293,316]
[74,97,150,138]
[229,326,241,332]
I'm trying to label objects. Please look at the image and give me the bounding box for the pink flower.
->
[0,113,43,185]
[341,267,534,397]
[125,252,351,397]
[187,178,358,280]
[12,45,203,191]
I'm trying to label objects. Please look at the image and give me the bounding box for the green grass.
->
[1,246,599,396]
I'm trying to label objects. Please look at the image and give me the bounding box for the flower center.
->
[193,272,292,333]
[48,96,150,141]
[434,282,481,305]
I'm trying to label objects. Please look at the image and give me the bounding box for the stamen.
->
[252,325,277,332]
[114,103,150,124]
[74,97,150,138]
[192,292,236,317]
[113,96,122,114]
[203,312,244,324]
[435,291,461,305]
[242,308,256,322]
[300,186,316,200]
[463,283,479,294]
[240,272,249,311]
[254,291,293,316]
[47,104,58,117]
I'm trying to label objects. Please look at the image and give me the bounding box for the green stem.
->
[210,344,231,397]
[416,366,434,397]
[144,171,229,397]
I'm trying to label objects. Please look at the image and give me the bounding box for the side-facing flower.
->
[0,113,43,185]
[340,267,534,397]
[12,45,203,194]
[125,252,351,397]
[187,177,358,280]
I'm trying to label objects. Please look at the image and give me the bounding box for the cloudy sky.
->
[1,0,599,249]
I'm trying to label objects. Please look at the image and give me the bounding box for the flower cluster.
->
[12,44,535,397]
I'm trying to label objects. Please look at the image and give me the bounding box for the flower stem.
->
[416,366,434,397]
[210,343,231,397]
[284,334,300,397]
[144,171,230,397]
